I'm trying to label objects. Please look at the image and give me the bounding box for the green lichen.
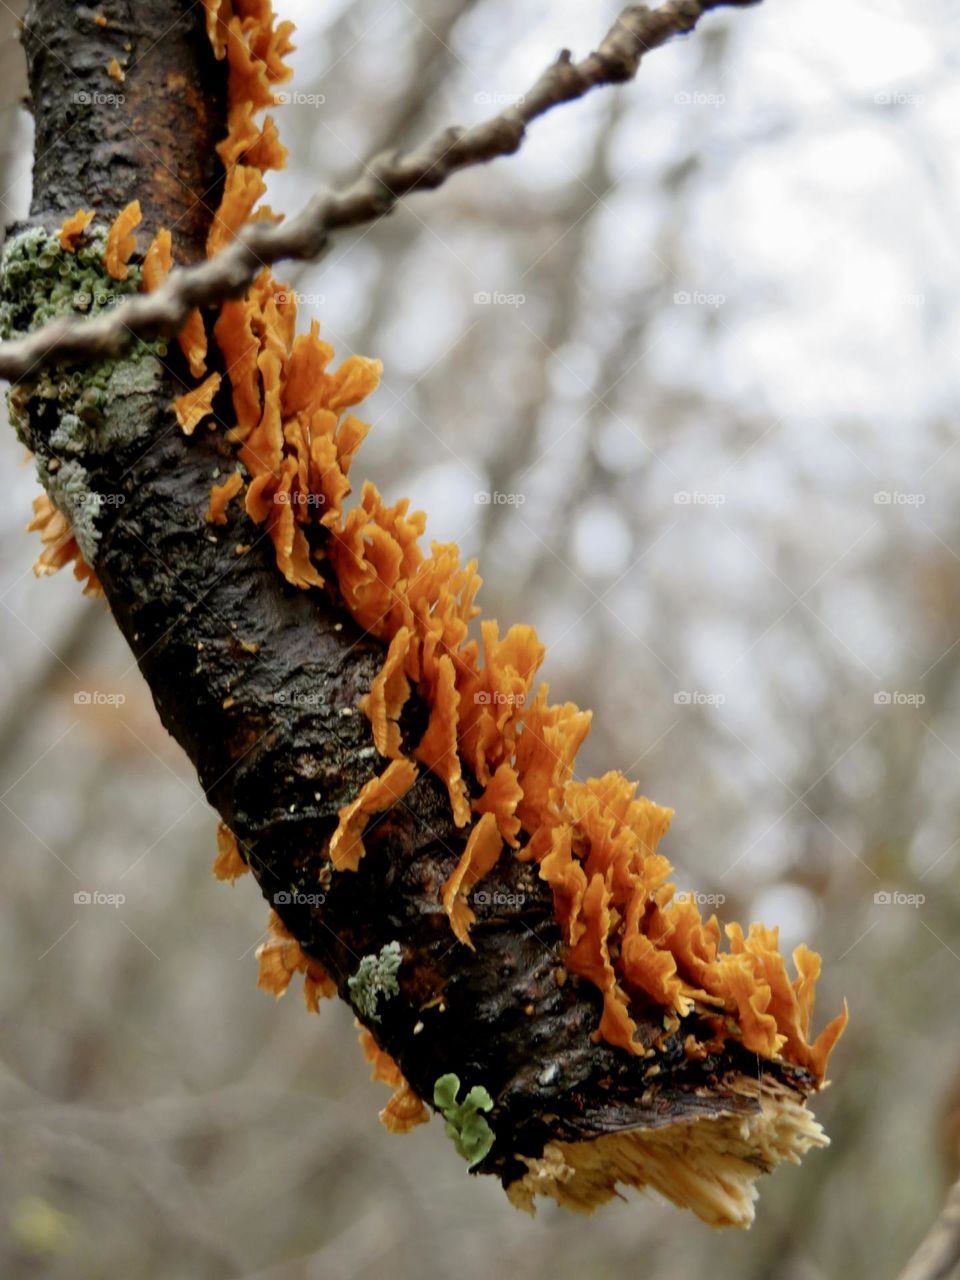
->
[1,224,168,454]
[0,225,141,339]
[43,458,100,561]
[348,940,402,1020]
[47,354,166,455]
[433,1073,495,1167]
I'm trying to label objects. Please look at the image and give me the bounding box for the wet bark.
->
[11,0,812,1189]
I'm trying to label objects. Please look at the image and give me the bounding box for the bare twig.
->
[897,1179,960,1280]
[0,0,757,383]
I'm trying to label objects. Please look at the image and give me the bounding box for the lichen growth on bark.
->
[1,223,173,561]
[40,458,99,560]
[347,940,402,1020]
[0,225,132,337]
[1,224,167,447]
[46,355,167,455]
[433,1074,496,1167]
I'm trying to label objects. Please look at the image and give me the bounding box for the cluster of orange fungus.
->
[358,626,412,760]
[328,759,419,872]
[442,812,503,949]
[203,0,290,258]
[26,493,102,597]
[89,204,209,379]
[221,294,382,588]
[358,1026,430,1134]
[103,199,140,281]
[89,1,367,591]
[142,227,209,378]
[187,0,848,1085]
[187,4,391,586]
[205,469,245,525]
[211,821,249,882]
[58,208,94,252]
[173,371,221,435]
[319,463,846,1077]
[256,909,337,1014]
[44,4,296,571]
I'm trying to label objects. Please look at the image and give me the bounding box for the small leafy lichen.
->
[433,1073,495,1167]
[348,940,402,1020]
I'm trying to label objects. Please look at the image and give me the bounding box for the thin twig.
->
[0,0,758,383]
[897,1178,960,1280]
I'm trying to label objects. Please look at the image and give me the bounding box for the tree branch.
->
[0,0,757,382]
[5,0,831,1229]
[897,1178,960,1280]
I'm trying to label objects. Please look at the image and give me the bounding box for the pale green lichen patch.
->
[1,224,167,453]
[0,225,138,338]
[348,940,402,1020]
[433,1073,495,1167]
[43,458,100,561]
[47,354,166,456]
[1,224,172,560]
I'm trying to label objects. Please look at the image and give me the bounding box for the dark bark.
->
[23,0,225,259]
[11,0,813,1191]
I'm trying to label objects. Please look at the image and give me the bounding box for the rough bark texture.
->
[23,1,225,259]
[11,0,812,1190]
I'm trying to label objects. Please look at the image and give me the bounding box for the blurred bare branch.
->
[898,1177,960,1280]
[0,0,758,381]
